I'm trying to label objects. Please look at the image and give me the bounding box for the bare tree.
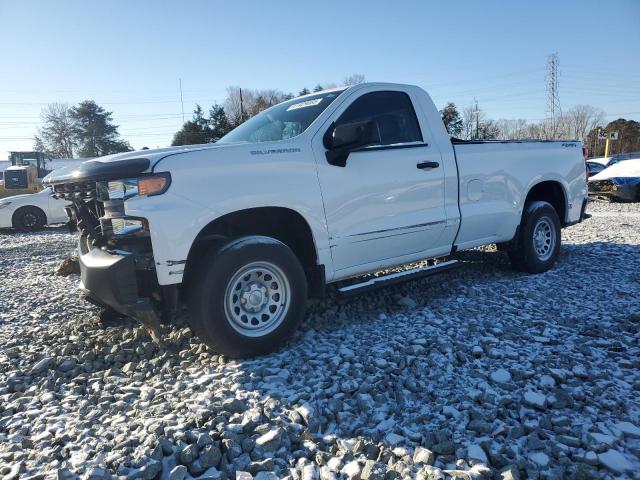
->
[524,122,545,140]
[344,74,365,86]
[224,87,289,125]
[224,86,250,125]
[478,119,500,140]
[538,117,561,140]
[495,119,530,140]
[247,89,288,117]
[562,105,606,140]
[462,105,476,140]
[33,103,76,158]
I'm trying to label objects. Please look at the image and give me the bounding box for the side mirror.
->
[323,120,380,167]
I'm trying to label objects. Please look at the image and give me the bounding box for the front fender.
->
[125,191,220,285]
[126,193,331,286]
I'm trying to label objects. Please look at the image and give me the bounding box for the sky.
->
[1,0,639,157]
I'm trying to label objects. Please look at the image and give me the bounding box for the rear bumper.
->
[566,198,590,226]
[78,241,161,331]
[579,198,590,221]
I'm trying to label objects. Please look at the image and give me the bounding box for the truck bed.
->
[450,139,586,250]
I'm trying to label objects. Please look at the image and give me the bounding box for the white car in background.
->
[0,187,69,231]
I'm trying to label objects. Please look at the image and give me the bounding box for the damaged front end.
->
[588,177,640,202]
[588,160,640,202]
[44,159,175,340]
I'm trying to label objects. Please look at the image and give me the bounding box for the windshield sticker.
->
[286,98,322,111]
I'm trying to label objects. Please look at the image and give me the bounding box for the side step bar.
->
[337,259,460,297]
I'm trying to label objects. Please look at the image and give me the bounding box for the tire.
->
[12,206,46,231]
[507,201,561,274]
[187,235,308,358]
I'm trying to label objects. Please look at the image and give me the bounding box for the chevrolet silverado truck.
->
[44,83,589,357]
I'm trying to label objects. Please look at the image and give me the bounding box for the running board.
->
[337,259,460,297]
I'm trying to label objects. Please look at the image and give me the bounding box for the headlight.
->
[102,173,171,200]
[0,201,11,209]
[107,178,138,199]
[100,216,148,237]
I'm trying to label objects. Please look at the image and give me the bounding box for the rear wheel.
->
[187,236,307,358]
[13,206,46,231]
[508,201,561,274]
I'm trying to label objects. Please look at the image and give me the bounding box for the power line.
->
[423,67,546,90]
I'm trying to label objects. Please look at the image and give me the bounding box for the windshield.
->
[218,89,346,144]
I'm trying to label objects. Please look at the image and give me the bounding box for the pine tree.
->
[171,121,210,146]
[298,88,310,96]
[171,105,213,146]
[69,100,131,157]
[209,104,233,141]
[439,103,463,137]
[313,84,324,92]
[193,104,208,130]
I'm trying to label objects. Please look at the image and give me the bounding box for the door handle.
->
[417,161,439,170]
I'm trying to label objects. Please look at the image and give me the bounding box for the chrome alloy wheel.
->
[532,216,555,261]
[224,261,290,337]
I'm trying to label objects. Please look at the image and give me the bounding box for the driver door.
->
[312,89,447,275]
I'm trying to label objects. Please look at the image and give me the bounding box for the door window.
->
[335,91,423,146]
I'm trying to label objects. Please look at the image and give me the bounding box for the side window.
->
[335,91,423,146]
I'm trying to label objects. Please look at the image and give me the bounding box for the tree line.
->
[34,101,132,158]
[170,74,365,146]
[439,102,640,156]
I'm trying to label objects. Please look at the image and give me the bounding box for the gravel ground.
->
[1,200,639,480]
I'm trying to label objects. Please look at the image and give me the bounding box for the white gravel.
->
[1,200,639,480]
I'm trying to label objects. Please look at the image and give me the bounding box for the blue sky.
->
[1,0,639,155]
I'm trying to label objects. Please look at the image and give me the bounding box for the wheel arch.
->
[524,180,567,225]
[182,206,324,297]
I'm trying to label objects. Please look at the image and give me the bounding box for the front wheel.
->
[508,201,561,274]
[187,236,308,358]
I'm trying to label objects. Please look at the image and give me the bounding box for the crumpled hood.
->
[589,159,640,185]
[42,143,235,185]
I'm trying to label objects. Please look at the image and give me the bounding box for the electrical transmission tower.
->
[546,53,561,138]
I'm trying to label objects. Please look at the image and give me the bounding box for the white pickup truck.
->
[45,83,588,357]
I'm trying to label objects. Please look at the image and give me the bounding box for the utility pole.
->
[179,78,185,123]
[546,53,561,139]
[473,98,479,140]
[239,88,245,123]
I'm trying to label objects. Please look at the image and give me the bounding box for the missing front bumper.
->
[78,242,161,337]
